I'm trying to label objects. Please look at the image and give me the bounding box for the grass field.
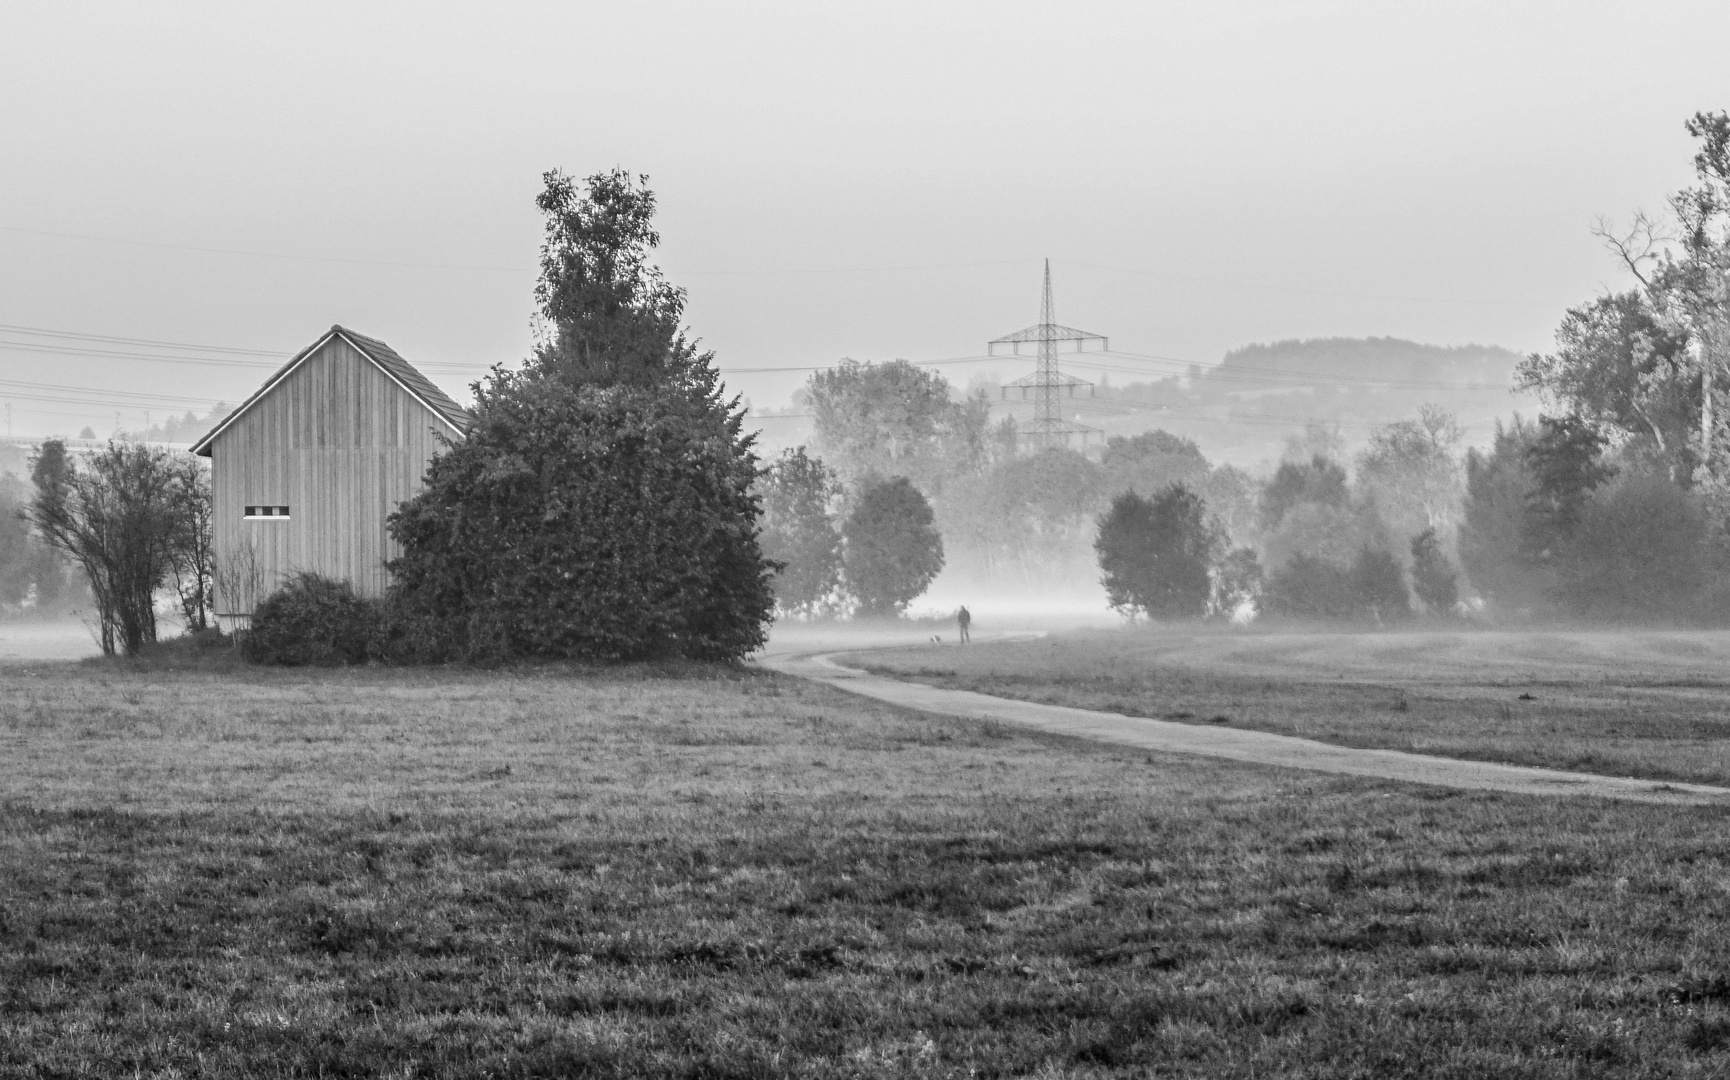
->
[849,625,1730,787]
[7,649,1730,1076]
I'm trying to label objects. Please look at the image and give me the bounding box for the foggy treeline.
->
[754,110,1730,627]
[756,359,1477,621]
[987,337,1540,468]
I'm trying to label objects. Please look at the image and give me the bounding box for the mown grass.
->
[5,658,1730,1076]
[850,626,1730,787]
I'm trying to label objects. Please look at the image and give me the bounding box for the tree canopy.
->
[1258,454,1349,533]
[806,360,988,493]
[1355,405,1463,546]
[1516,291,1695,476]
[532,169,693,389]
[841,476,944,618]
[1099,430,1210,498]
[386,168,773,661]
[1094,484,1220,620]
[756,447,844,617]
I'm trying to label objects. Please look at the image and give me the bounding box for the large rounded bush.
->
[243,572,378,665]
[384,375,773,662]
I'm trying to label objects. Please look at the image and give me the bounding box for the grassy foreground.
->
[852,626,1730,787]
[5,657,1730,1076]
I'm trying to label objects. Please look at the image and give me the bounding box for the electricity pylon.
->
[989,260,1106,451]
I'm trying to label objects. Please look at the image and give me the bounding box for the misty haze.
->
[5,4,1730,1077]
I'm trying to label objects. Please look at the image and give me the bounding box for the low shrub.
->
[244,572,380,666]
[110,626,243,672]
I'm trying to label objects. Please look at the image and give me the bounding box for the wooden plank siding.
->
[207,336,454,618]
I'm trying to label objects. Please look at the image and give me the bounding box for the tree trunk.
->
[1701,339,1714,476]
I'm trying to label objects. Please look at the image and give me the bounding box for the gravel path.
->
[760,647,1730,806]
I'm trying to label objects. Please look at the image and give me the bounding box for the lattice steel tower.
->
[989,260,1106,451]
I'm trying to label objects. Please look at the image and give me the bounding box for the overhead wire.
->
[0,224,533,273]
[1055,258,1554,309]
[4,222,1564,307]
[0,304,1526,436]
[0,321,293,356]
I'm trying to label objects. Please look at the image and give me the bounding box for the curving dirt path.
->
[759,645,1730,806]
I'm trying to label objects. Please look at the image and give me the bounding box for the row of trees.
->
[1090,442,1462,625]
[1084,397,1728,626]
[755,449,943,617]
[1078,113,1730,626]
[778,340,1479,623]
[768,329,1482,623]
[1463,111,1730,621]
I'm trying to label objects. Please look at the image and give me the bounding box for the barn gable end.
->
[192,326,469,622]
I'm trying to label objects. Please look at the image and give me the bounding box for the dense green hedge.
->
[382,374,774,662]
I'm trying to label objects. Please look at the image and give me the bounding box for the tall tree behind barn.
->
[190,326,469,628]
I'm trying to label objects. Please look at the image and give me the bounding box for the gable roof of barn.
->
[191,325,471,456]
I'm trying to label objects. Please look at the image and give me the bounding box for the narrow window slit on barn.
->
[244,505,291,519]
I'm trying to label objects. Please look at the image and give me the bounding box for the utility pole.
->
[988,260,1105,452]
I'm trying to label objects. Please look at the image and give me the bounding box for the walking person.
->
[957,605,971,644]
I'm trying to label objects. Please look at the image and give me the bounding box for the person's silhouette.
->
[957,605,971,643]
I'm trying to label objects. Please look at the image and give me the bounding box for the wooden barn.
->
[191,326,470,627]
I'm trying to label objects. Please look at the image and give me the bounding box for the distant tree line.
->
[763,351,1469,624]
[761,111,1730,629]
[1470,110,1730,621]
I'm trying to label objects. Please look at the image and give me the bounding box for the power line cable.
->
[0,224,533,273]
[3,223,1554,307]
[0,337,491,376]
[0,378,225,409]
[2,225,1046,278]
[1054,258,1555,309]
[0,321,292,356]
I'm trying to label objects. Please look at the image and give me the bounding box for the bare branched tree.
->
[166,456,215,631]
[1591,212,1670,288]
[213,535,265,631]
[29,440,182,656]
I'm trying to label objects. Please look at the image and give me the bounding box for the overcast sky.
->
[1,0,1726,438]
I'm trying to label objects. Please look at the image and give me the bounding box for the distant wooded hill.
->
[126,406,233,447]
[751,337,1545,473]
[1060,337,1540,470]
[1212,337,1523,389]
